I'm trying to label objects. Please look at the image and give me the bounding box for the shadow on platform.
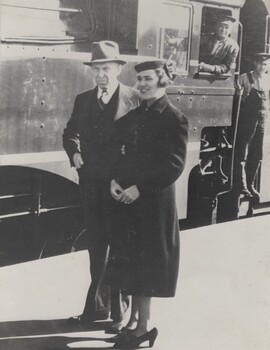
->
[0,319,115,350]
[0,336,114,350]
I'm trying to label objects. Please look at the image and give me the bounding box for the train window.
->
[137,1,192,73]
[60,0,138,53]
[1,0,70,41]
[198,7,237,78]
[159,4,191,73]
[200,7,232,39]
[1,0,138,53]
[108,0,139,54]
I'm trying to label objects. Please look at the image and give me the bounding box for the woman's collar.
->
[141,95,169,113]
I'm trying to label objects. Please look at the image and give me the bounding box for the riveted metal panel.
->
[0,47,93,155]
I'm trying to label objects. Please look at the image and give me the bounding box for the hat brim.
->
[215,16,236,24]
[254,53,270,60]
[84,58,127,66]
[134,60,165,73]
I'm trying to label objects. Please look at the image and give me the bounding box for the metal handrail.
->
[0,204,81,220]
[235,21,243,86]
[265,15,270,53]
[1,3,81,13]
[1,37,88,45]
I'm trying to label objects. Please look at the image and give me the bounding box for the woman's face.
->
[136,70,161,100]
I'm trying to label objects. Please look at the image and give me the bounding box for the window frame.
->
[197,5,237,80]
[157,1,193,75]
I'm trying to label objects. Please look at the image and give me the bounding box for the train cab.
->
[134,0,242,227]
[0,0,269,265]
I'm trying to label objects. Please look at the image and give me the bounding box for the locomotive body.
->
[0,0,269,264]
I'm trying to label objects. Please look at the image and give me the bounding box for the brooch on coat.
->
[121,145,126,155]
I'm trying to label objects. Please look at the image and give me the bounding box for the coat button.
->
[121,145,126,155]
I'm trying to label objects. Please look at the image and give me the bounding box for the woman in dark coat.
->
[106,60,188,348]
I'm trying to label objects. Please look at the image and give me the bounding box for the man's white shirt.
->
[97,84,119,104]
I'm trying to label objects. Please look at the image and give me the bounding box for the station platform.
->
[0,215,270,350]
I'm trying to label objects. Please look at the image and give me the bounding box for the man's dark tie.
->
[99,88,108,109]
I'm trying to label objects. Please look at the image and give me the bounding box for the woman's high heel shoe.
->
[113,327,158,349]
[105,327,133,343]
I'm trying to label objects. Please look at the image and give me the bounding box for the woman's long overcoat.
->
[107,95,188,298]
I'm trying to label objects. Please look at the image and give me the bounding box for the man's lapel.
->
[84,87,98,127]
[114,84,134,120]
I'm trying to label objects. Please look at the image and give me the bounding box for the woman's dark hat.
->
[134,60,166,73]
[84,41,127,66]
[254,52,270,61]
[134,60,178,80]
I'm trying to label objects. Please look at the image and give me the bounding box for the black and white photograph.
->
[0,0,270,349]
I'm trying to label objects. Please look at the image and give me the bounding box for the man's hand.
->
[198,62,216,73]
[111,179,124,201]
[120,185,140,204]
[73,153,84,169]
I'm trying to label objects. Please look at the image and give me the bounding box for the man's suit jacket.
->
[63,83,141,178]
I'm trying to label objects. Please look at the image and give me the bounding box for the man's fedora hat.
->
[84,41,127,66]
[254,52,270,61]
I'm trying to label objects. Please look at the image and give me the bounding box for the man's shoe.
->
[68,312,109,324]
[105,321,124,334]
[248,184,260,200]
[68,314,94,325]
[240,187,252,198]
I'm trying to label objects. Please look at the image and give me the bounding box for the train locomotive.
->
[0,0,270,265]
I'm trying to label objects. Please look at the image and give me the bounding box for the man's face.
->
[91,62,122,89]
[254,59,270,75]
[216,21,232,40]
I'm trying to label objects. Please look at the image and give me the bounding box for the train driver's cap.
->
[216,15,236,24]
[134,60,166,73]
[84,41,127,66]
[254,52,270,61]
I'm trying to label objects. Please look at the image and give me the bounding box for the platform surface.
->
[0,216,270,350]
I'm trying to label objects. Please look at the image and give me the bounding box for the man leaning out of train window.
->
[198,15,239,75]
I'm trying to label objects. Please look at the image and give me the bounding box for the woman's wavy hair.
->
[154,68,171,87]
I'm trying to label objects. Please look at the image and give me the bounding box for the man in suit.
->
[198,15,239,74]
[63,41,140,331]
